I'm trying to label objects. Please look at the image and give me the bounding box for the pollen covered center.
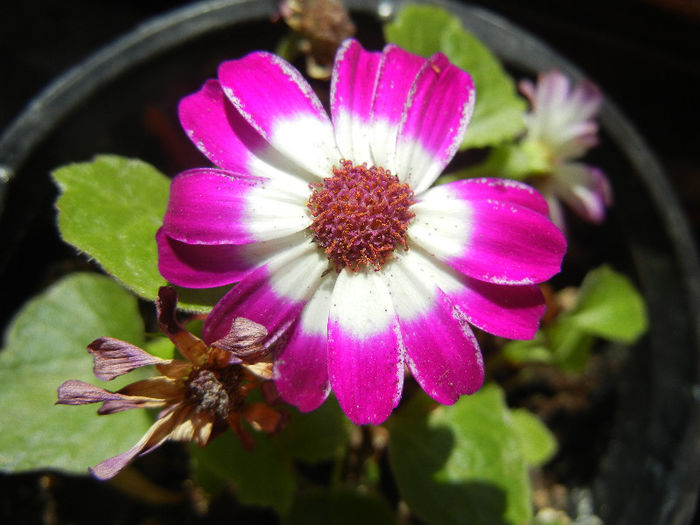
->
[307,160,416,271]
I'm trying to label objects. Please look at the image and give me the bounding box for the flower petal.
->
[179,79,317,188]
[157,229,306,288]
[56,380,166,413]
[328,269,403,425]
[331,39,381,164]
[218,52,340,178]
[162,168,310,245]
[402,247,546,340]
[87,337,168,381]
[520,71,602,159]
[274,275,335,412]
[202,238,327,347]
[551,163,612,224]
[409,183,566,285]
[394,53,476,193]
[369,45,426,171]
[89,406,184,480]
[442,177,550,216]
[383,254,484,404]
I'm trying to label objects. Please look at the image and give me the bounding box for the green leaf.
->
[384,5,459,57]
[547,320,594,372]
[283,488,396,525]
[568,265,648,343]
[277,397,352,464]
[52,155,222,312]
[0,273,152,474]
[447,141,551,183]
[143,336,177,360]
[500,333,553,365]
[510,409,557,467]
[384,5,526,148]
[388,386,532,525]
[190,430,295,513]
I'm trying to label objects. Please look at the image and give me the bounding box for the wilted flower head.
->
[157,39,566,424]
[56,287,285,480]
[279,0,356,79]
[519,70,612,228]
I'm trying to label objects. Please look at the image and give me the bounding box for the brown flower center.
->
[307,160,416,271]
[187,369,238,419]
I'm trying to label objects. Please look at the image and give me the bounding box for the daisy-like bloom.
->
[157,39,567,424]
[519,70,612,229]
[56,287,285,480]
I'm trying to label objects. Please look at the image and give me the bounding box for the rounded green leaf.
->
[190,430,296,513]
[510,409,557,467]
[384,5,526,148]
[388,386,532,525]
[52,155,223,312]
[0,273,152,474]
[569,265,648,343]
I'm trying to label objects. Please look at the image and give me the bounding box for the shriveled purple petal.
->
[89,408,181,480]
[87,337,167,381]
[56,380,166,414]
[331,39,381,163]
[211,317,268,359]
[57,380,126,406]
[328,270,403,425]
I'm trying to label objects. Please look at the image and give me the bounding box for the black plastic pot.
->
[1,1,698,523]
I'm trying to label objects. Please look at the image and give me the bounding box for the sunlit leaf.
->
[0,273,152,474]
[52,155,223,312]
[384,5,526,148]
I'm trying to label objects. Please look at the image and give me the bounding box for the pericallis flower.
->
[56,287,285,480]
[519,70,612,228]
[156,39,567,424]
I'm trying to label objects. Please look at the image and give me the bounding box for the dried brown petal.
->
[88,337,169,381]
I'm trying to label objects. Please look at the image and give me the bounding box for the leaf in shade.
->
[0,273,152,474]
[277,396,352,464]
[189,430,295,513]
[283,488,396,525]
[387,386,533,525]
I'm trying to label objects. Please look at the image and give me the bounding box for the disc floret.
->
[308,160,416,271]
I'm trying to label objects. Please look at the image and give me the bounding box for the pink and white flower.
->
[157,39,566,425]
[519,71,612,228]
